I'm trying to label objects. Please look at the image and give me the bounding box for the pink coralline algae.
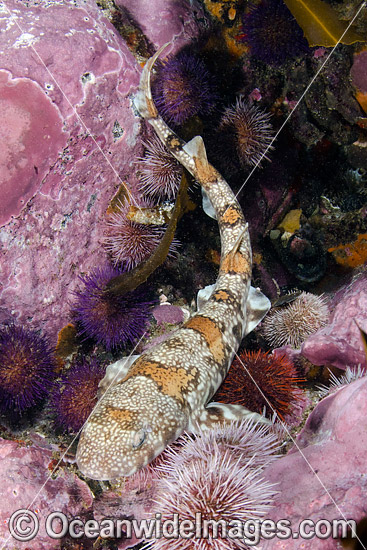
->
[0,0,200,345]
[114,0,208,54]
[94,469,158,549]
[0,0,141,342]
[0,70,66,226]
[262,375,367,549]
[0,438,93,549]
[301,272,367,370]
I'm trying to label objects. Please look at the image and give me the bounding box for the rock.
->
[0,0,210,344]
[351,50,367,94]
[0,0,141,341]
[0,438,93,549]
[263,375,367,549]
[93,469,158,550]
[115,0,208,54]
[301,272,367,370]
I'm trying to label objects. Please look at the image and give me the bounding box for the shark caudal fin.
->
[134,44,219,186]
[134,43,170,119]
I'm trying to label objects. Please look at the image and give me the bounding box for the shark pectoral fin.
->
[197,283,216,311]
[98,355,140,397]
[188,402,271,432]
[244,286,271,336]
[196,285,270,332]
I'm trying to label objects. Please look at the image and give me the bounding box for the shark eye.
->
[132,429,146,450]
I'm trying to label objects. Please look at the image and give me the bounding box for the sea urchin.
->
[219,98,273,168]
[72,265,154,350]
[103,199,178,271]
[152,50,218,126]
[151,435,278,550]
[214,350,303,420]
[52,358,105,433]
[243,0,309,66]
[262,292,329,349]
[137,135,183,200]
[158,418,281,474]
[0,324,55,416]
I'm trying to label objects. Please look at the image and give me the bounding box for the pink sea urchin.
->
[318,365,366,398]
[103,199,178,270]
[150,433,278,550]
[263,292,329,349]
[138,135,183,200]
[219,98,274,168]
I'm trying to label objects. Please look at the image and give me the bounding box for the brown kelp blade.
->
[284,0,365,47]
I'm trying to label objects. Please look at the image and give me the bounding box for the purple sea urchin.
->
[152,51,218,126]
[72,265,154,350]
[103,199,178,270]
[137,135,183,200]
[52,358,105,432]
[263,292,329,349]
[0,325,55,416]
[243,0,309,66]
[151,435,278,550]
[219,98,273,168]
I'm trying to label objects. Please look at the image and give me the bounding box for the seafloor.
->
[0,0,367,549]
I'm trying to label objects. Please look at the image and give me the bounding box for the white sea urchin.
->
[143,420,280,550]
[262,292,329,349]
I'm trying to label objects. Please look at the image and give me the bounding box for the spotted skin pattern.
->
[76,45,269,480]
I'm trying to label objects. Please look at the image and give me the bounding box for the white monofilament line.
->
[233,351,363,546]
[234,0,367,201]
[1,1,366,548]
[1,329,148,548]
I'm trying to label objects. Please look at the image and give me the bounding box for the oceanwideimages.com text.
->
[8,510,357,545]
